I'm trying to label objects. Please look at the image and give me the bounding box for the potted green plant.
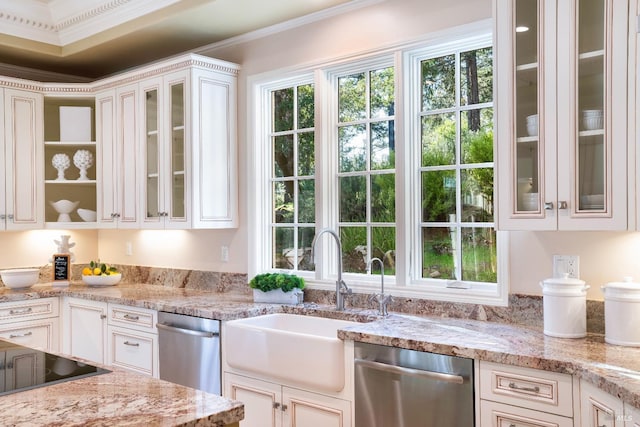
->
[249,273,305,304]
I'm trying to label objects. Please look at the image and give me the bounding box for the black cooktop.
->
[0,339,110,396]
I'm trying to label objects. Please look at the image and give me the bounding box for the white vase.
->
[253,288,303,304]
[52,153,70,180]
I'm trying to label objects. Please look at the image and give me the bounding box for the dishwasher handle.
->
[157,322,219,338]
[355,358,465,384]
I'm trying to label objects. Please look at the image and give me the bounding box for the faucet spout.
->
[367,257,391,316]
[311,228,351,311]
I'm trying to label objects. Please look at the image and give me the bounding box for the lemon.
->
[93,267,102,275]
[82,267,92,276]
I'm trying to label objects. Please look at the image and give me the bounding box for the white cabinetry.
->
[0,298,59,352]
[478,361,575,426]
[139,57,238,229]
[580,380,625,427]
[624,403,640,426]
[0,88,44,230]
[43,97,97,226]
[62,297,108,364]
[95,85,139,228]
[495,0,630,230]
[225,372,351,427]
[62,298,158,376]
[106,303,158,377]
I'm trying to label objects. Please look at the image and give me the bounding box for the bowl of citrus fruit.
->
[82,261,121,286]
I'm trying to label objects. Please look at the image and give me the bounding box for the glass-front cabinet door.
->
[496,0,629,230]
[141,72,189,228]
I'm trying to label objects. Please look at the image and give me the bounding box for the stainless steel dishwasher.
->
[157,311,221,395]
[355,341,474,426]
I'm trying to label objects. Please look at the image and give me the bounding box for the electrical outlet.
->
[125,242,133,256]
[553,255,580,278]
[221,245,229,262]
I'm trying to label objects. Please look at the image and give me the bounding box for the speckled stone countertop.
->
[0,365,244,426]
[3,282,640,413]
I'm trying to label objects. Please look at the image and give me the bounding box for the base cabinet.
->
[225,372,351,427]
[62,297,108,364]
[480,400,574,427]
[0,298,59,352]
[580,380,625,427]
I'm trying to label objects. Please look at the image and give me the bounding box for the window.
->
[270,83,315,271]
[414,46,496,284]
[250,21,507,305]
[337,66,396,275]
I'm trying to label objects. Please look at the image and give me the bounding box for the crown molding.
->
[0,0,183,47]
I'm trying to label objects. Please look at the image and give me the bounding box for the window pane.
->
[273,227,294,269]
[340,176,366,222]
[339,73,366,122]
[371,120,395,170]
[273,135,294,178]
[340,226,367,273]
[298,227,316,271]
[461,227,496,282]
[460,47,493,106]
[298,132,315,176]
[421,54,455,110]
[298,84,315,129]
[272,88,294,132]
[298,179,315,223]
[422,113,456,166]
[422,227,456,280]
[273,181,294,223]
[461,168,494,222]
[461,108,493,164]
[422,170,456,222]
[372,227,396,275]
[371,173,395,222]
[339,124,366,172]
[370,67,395,118]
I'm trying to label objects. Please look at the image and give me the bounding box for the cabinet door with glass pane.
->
[555,0,628,230]
[140,71,189,229]
[495,0,629,230]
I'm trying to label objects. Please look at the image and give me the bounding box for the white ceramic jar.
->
[601,277,640,346]
[540,274,589,338]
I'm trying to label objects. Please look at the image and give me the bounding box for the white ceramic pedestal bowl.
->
[77,208,97,222]
[50,200,80,222]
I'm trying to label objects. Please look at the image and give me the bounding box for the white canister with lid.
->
[540,274,589,338]
[601,277,640,346]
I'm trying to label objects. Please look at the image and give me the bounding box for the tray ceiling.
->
[0,0,360,80]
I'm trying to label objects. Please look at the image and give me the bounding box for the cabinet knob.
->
[0,214,5,220]
[100,314,107,320]
[7,214,13,220]
[281,404,288,412]
[273,402,280,410]
[558,201,568,210]
[544,202,554,210]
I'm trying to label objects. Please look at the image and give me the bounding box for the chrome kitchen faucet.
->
[311,228,352,311]
[366,257,392,316]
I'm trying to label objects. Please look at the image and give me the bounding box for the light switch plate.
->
[553,255,580,278]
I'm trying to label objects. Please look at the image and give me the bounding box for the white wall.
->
[2,0,637,300]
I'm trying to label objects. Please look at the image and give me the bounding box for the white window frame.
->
[248,19,509,306]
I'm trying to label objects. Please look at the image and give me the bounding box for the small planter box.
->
[253,288,303,304]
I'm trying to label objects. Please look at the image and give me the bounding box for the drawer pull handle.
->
[508,382,540,393]
[9,331,33,338]
[123,314,140,321]
[124,341,140,347]
[9,308,33,315]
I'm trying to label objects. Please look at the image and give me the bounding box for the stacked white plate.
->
[525,114,538,136]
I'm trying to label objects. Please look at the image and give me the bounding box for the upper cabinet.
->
[495,0,631,230]
[139,60,238,229]
[43,96,96,227]
[0,88,44,230]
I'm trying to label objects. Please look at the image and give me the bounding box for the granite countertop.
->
[0,366,244,426]
[2,282,640,412]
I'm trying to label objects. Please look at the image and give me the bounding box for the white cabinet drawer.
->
[480,400,573,427]
[479,361,573,417]
[108,303,157,333]
[0,318,59,352]
[0,298,59,322]
[108,326,157,377]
